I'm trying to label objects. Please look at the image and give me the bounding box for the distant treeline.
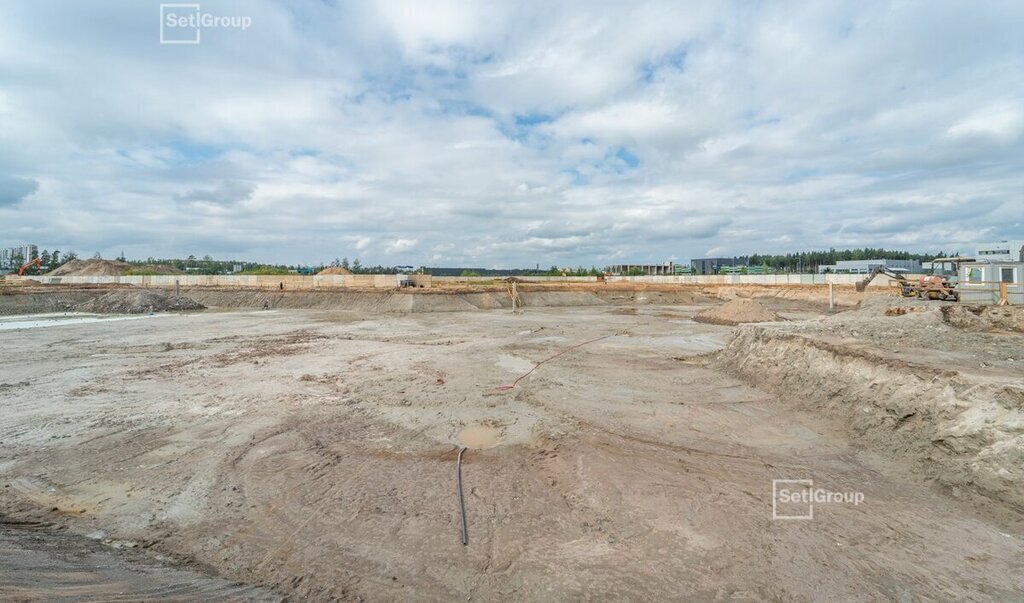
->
[745,248,953,273]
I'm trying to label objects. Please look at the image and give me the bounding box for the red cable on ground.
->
[497,334,615,390]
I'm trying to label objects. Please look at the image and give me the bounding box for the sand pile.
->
[48,259,183,276]
[73,291,205,314]
[318,266,353,275]
[694,298,781,325]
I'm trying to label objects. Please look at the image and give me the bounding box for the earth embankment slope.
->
[716,298,1024,512]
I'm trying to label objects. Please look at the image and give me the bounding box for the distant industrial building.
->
[817,259,920,274]
[0,244,38,269]
[690,257,749,275]
[605,261,679,275]
[975,240,1024,262]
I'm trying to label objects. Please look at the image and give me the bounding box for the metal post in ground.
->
[456,446,468,545]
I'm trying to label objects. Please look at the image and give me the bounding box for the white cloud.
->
[0,0,1020,265]
[385,238,418,254]
[946,105,1024,144]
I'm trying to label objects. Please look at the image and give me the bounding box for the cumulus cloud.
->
[385,238,419,254]
[0,0,1020,265]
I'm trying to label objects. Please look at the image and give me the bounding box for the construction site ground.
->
[1,285,1022,600]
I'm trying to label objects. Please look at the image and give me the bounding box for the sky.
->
[0,0,1022,267]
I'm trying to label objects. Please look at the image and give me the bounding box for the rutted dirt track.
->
[1,296,1022,600]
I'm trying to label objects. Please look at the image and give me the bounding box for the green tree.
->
[351,258,362,273]
[40,249,51,267]
[341,257,350,270]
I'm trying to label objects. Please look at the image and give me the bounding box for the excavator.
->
[17,258,42,276]
[855,265,959,301]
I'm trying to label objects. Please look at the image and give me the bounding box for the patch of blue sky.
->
[639,46,687,82]
[500,113,557,144]
[610,147,640,169]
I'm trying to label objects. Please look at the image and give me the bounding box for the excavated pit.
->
[1,288,1022,599]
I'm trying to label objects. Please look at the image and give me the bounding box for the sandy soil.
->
[718,298,1024,516]
[694,297,782,325]
[1,298,1022,599]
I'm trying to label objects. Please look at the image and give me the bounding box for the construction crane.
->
[18,258,42,276]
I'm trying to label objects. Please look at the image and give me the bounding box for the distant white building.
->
[975,240,1024,263]
[817,259,920,274]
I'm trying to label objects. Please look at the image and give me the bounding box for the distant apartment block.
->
[0,244,38,269]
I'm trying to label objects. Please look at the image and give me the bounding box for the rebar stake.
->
[456,446,468,545]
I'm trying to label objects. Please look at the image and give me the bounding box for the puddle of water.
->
[0,313,167,331]
[457,425,502,449]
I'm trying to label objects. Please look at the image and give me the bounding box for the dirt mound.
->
[47,259,183,276]
[48,259,131,276]
[73,291,205,314]
[317,266,353,275]
[884,306,929,316]
[694,298,781,325]
[940,305,991,330]
[942,305,1024,333]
